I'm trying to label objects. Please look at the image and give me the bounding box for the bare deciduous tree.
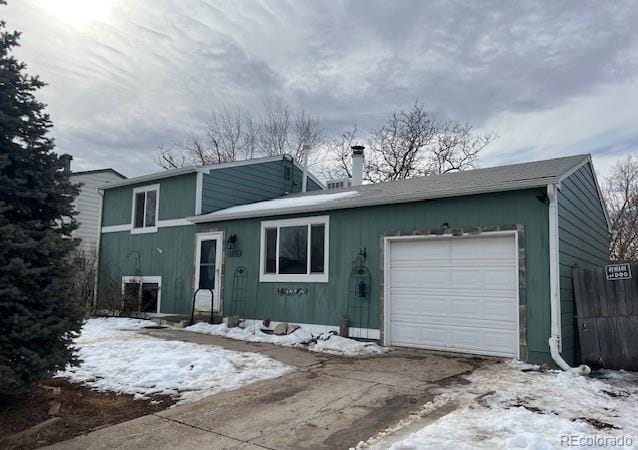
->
[156,99,324,169]
[605,155,638,262]
[325,102,496,183]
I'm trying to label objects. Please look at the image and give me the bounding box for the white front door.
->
[194,232,223,312]
[385,233,519,358]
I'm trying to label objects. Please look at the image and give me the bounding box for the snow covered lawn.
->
[184,322,389,357]
[363,361,638,449]
[56,318,292,404]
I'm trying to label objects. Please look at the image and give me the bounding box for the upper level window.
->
[131,184,159,234]
[260,216,329,283]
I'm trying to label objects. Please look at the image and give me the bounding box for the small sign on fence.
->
[605,263,632,280]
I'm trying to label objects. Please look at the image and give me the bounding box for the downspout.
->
[547,183,590,375]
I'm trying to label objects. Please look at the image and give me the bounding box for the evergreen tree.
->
[0,1,84,396]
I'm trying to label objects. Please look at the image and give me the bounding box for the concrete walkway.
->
[47,329,492,450]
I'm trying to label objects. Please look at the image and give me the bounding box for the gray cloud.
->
[5,0,638,176]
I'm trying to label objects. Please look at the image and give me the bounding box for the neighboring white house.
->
[71,168,126,254]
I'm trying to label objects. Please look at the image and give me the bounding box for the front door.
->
[194,232,223,312]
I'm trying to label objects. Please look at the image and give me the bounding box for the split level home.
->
[96,151,610,366]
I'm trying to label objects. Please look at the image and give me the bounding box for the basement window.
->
[260,216,329,283]
[121,276,161,313]
[131,184,159,234]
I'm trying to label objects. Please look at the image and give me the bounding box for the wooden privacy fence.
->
[573,264,638,371]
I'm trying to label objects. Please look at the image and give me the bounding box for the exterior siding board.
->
[97,226,196,315]
[557,163,610,365]
[72,171,125,252]
[205,189,552,363]
[201,160,321,213]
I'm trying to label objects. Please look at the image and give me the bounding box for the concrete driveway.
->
[47,329,493,450]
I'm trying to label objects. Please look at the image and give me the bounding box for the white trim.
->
[239,318,380,340]
[93,189,105,308]
[101,224,132,233]
[121,275,162,314]
[195,172,203,215]
[158,218,191,228]
[131,226,158,235]
[259,215,329,283]
[101,218,192,234]
[383,231,520,359]
[131,184,160,235]
[194,231,224,312]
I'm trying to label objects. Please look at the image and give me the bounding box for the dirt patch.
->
[0,379,175,450]
[574,417,619,430]
[322,391,434,449]
[434,372,473,388]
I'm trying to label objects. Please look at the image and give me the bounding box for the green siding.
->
[557,163,610,364]
[202,189,553,363]
[97,226,196,315]
[101,174,197,226]
[202,159,321,213]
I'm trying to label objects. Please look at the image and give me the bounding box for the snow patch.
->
[57,318,292,404]
[185,322,313,347]
[363,362,638,449]
[185,322,388,356]
[309,334,390,357]
[201,190,359,216]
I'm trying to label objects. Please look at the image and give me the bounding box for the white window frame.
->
[121,275,162,314]
[259,215,329,283]
[131,184,160,234]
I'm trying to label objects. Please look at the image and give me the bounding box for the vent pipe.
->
[60,153,73,173]
[351,145,364,186]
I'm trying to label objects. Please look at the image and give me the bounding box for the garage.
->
[385,233,519,358]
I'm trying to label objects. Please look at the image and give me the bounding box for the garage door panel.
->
[390,290,518,320]
[390,322,447,348]
[450,237,513,259]
[390,267,452,287]
[390,315,517,330]
[390,294,448,316]
[388,235,519,358]
[391,239,450,260]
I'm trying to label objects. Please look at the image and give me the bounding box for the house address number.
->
[605,263,632,280]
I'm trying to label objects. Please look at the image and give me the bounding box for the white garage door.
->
[387,234,519,358]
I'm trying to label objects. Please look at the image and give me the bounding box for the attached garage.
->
[384,233,519,357]
[187,153,611,366]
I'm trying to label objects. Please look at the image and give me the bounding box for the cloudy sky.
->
[5,0,638,178]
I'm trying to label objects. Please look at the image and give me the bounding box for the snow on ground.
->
[184,322,389,357]
[185,322,313,347]
[309,335,389,357]
[56,318,292,404]
[362,361,638,450]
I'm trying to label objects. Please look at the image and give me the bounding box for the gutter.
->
[547,183,591,376]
